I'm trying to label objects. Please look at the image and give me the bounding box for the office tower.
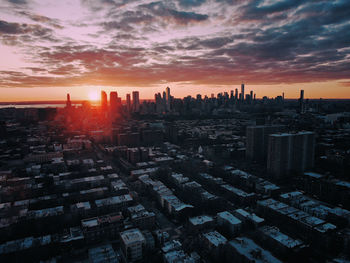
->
[66,93,71,108]
[241,83,245,101]
[101,91,107,110]
[155,93,163,113]
[230,90,234,99]
[166,86,170,101]
[282,92,285,100]
[246,125,286,161]
[250,91,253,103]
[126,94,131,113]
[254,93,256,100]
[299,90,304,113]
[235,88,238,100]
[166,86,170,111]
[110,91,118,113]
[132,91,140,112]
[267,131,315,178]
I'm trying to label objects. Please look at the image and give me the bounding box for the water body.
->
[0,104,82,109]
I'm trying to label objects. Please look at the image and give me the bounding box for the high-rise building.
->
[166,86,170,111]
[101,91,108,110]
[230,90,234,100]
[110,91,118,113]
[299,90,304,113]
[132,91,140,112]
[267,131,315,178]
[250,91,253,103]
[241,83,245,101]
[246,125,286,161]
[66,93,71,108]
[126,94,131,113]
[235,88,238,100]
[155,93,163,114]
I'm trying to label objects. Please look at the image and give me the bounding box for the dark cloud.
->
[0,20,60,46]
[81,0,138,11]
[17,11,63,29]
[141,1,208,25]
[177,0,206,7]
[238,0,307,21]
[0,20,53,35]
[6,0,27,5]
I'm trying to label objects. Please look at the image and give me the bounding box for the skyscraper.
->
[126,94,131,113]
[166,86,170,111]
[267,131,315,178]
[132,91,140,112]
[110,91,118,113]
[101,91,107,110]
[299,90,305,113]
[241,83,245,101]
[235,88,238,100]
[66,93,71,108]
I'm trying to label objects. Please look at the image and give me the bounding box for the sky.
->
[0,0,350,101]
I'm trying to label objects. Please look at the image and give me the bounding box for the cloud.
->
[140,1,209,26]
[0,20,59,46]
[177,0,206,7]
[17,11,63,29]
[0,0,350,91]
[6,0,27,5]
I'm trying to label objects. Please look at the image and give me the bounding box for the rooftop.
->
[229,237,282,263]
[217,211,242,225]
[120,228,145,245]
[203,231,227,247]
[189,215,214,226]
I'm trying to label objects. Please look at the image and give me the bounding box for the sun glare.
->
[88,91,99,101]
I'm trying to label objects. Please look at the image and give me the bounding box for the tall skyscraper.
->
[166,86,170,111]
[299,90,305,113]
[246,125,286,161]
[110,91,118,113]
[267,131,315,178]
[126,94,131,113]
[235,88,238,100]
[250,90,253,103]
[66,93,71,108]
[101,91,107,110]
[132,91,140,112]
[241,83,245,101]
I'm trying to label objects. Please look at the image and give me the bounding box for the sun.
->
[88,91,99,101]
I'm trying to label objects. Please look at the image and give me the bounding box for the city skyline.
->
[1,0,350,101]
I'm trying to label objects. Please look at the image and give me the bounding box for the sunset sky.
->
[0,0,350,101]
